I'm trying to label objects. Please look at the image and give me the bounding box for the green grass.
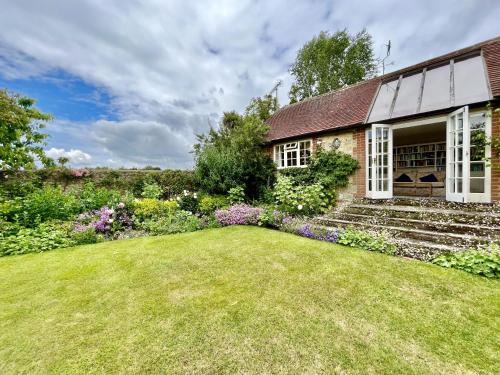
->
[1,226,498,374]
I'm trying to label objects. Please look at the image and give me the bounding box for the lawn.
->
[0,226,498,374]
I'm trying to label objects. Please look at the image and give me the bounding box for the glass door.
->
[446,106,469,202]
[366,124,393,199]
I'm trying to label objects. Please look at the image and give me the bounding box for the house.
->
[266,37,500,204]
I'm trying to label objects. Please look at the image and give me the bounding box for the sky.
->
[0,0,499,169]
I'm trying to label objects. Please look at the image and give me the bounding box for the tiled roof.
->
[266,78,380,142]
[266,36,500,142]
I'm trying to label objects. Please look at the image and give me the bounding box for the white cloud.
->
[0,0,499,167]
[46,148,92,166]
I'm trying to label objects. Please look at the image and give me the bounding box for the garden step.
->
[313,218,494,249]
[317,213,500,237]
[353,198,500,213]
[338,204,500,226]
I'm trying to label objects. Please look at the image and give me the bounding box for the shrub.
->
[296,224,338,242]
[0,222,75,257]
[176,191,199,213]
[215,204,263,226]
[141,181,163,199]
[257,208,291,228]
[140,210,201,235]
[79,182,122,211]
[199,195,229,215]
[432,249,500,278]
[228,186,246,204]
[15,187,79,227]
[337,227,396,255]
[74,203,133,236]
[71,227,101,245]
[132,198,178,221]
[273,175,331,215]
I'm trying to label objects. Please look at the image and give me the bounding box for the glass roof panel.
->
[420,63,450,112]
[454,55,490,105]
[391,72,422,118]
[367,79,398,122]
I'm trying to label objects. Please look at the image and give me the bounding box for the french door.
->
[366,124,393,199]
[446,106,469,202]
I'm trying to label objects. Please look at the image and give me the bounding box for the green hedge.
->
[0,168,197,199]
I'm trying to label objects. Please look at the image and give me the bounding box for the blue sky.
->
[0,0,499,168]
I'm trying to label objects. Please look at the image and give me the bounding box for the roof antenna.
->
[269,80,282,101]
[381,40,392,75]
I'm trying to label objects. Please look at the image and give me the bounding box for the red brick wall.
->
[354,128,367,197]
[492,107,500,202]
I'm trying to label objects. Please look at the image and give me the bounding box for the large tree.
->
[194,108,275,199]
[0,89,53,170]
[289,29,378,103]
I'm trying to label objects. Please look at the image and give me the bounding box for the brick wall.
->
[354,128,367,198]
[492,107,500,202]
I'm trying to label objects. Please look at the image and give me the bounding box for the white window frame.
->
[273,139,312,169]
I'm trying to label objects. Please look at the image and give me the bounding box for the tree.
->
[0,89,53,170]
[289,29,377,103]
[194,111,275,199]
[57,157,69,168]
[245,93,279,122]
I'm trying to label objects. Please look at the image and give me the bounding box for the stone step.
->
[354,198,500,213]
[339,204,500,226]
[316,213,500,237]
[315,219,494,249]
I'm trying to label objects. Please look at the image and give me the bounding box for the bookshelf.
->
[393,142,446,172]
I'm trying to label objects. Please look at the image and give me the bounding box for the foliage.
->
[75,204,133,236]
[176,190,199,213]
[14,186,79,227]
[79,182,122,211]
[0,89,54,170]
[199,195,229,215]
[70,227,101,245]
[194,109,276,199]
[433,249,500,278]
[273,175,331,215]
[141,181,163,199]
[132,198,178,221]
[279,147,359,190]
[257,207,291,229]
[228,186,246,204]
[0,222,74,256]
[289,29,377,103]
[214,204,264,226]
[337,227,396,255]
[244,93,279,122]
[140,210,201,235]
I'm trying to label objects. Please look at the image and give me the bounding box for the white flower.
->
[184,191,188,196]
[193,193,197,199]
[176,196,181,201]
[108,219,114,223]
[297,204,303,210]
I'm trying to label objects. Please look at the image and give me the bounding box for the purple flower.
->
[296,224,338,243]
[215,204,264,226]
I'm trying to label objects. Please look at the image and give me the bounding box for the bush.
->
[296,224,338,242]
[0,222,75,256]
[257,208,290,228]
[71,227,101,245]
[176,191,199,213]
[132,199,178,221]
[140,210,201,235]
[215,204,263,226]
[199,195,229,215]
[79,182,122,211]
[75,203,133,237]
[432,249,500,278]
[228,186,246,204]
[141,181,163,199]
[15,187,79,227]
[337,227,396,255]
[280,148,359,190]
[273,175,331,215]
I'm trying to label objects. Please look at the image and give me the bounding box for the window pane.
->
[454,55,490,106]
[392,72,422,118]
[470,178,485,193]
[420,64,450,112]
[368,80,398,122]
